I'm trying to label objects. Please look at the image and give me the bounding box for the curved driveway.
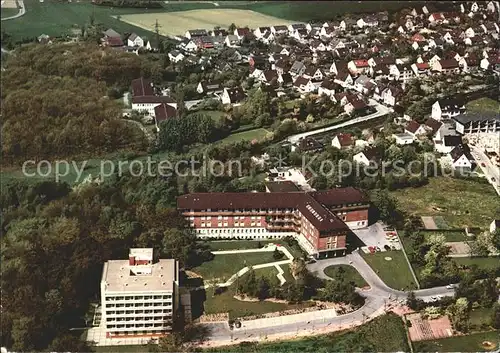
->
[1,0,25,21]
[200,250,455,346]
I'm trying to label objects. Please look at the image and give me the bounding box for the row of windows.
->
[105,302,172,308]
[109,330,168,335]
[106,309,172,315]
[106,295,171,301]
[106,316,171,322]
[195,228,270,235]
[189,208,293,213]
[107,323,167,329]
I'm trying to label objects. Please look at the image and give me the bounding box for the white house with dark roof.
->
[168,50,185,63]
[221,87,246,105]
[431,98,466,121]
[449,144,475,170]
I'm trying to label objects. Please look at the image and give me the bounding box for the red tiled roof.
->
[354,59,369,67]
[154,103,177,124]
[406,120,421,134]
[334,133,355,147]
[132,95,176,104]
[131,77,154,97]
[416,62,430,69]
[177,188,367,233]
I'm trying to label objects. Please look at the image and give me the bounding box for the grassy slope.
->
[413,331,499,352]
[453,257,500,270]
[215,128,269,145]
[390,177,499,229]
[465,97,500,114]
[361,251,417,290]
[323,265,368,288]
[208,313,410,352]
[1,7,19,19]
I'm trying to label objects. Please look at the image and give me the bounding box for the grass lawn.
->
[323,265,368,288]
[200,284,311,319]
[1,7,19,19]
[93,345,149,353]
[413,331,499,352]
[452,257,500,270]
[216,128,270,145]
[200,239,304,259]
[423,231,469,243]
[190,252,277,281]
[469,307,493,330]
[465,97,500,114]
[390,177,499,229]
[190,109,226,123]
[361,251,417,290]
[208,313,410,352]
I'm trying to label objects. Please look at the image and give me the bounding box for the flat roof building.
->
[100,248,179,339]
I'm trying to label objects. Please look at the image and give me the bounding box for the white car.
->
[446,284,454,289]
[430,296,437,301]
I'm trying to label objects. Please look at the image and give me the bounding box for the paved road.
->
[199,250,455,345]
[470,145,500,196]
[286,99,391,144]
[1,0,25,21]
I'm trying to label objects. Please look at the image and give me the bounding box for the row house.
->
[432,59,460,74]
[411,62,431,76]
[389,63,414,82]
[177,187,370,258]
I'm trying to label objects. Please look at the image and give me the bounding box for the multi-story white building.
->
[100,248,179,339]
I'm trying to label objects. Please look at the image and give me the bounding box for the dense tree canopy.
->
[1,43,153,165]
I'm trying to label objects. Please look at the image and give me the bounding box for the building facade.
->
[100,249,179,339]
[177,187,370,258]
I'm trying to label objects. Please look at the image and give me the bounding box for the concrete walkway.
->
[212,245,294,288]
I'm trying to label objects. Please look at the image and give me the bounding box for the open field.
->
[422,231,469,243]
[120,9,297,37]
[466,97,500,114]
[324,265,368,288]
[1,7,18,18]
[209,313,410,352]
[390,177,499,229]
[413,331,499,352]
[361,251,417,290]
[3,0,415,41]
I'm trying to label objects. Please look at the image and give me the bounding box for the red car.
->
[481,163,486,167]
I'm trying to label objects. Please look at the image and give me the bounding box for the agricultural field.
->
[119,9,297,37]
[390,177,499,229]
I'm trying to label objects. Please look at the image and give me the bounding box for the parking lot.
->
[352,222,402,251]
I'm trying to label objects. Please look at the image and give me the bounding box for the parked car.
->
[446,284,454,289]
[481,162,486,167]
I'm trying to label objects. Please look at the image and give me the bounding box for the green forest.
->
[0,43,153,166]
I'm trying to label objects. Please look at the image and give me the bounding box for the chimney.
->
[129,256,135,266]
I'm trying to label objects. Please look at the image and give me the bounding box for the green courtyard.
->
[324,265,368,288]
[361,251,418,290]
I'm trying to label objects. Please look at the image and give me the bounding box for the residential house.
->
[381,85,403,107]
[234,28,250,40]
[347,59,370,75]
[334,70,354,87]
[340,18,356,31]
[291,137,324,154]
[411,62,430,76]
[293,76,317,93]
[278,72,293,87]
[368,56,395,67]
[431,98,466,120]
[221,87,246,105]
[290,61,306,78]
[353,147,382,166]
[225,35,240,47]
[357,15,379,28]
[428,54,442,67]
[343,94,368,115]
[389,63,414,82]
[259,69,279,85]
[153,103,177,131]
[329,60,348,75]
[354,75,374,94]
[291,28,308,41]
[428,12,446,23]
[210,29,228,37]
[458,54,479,72]
[168,50,185,63]
[490,219,500,233]
[432,59,460,74]
[481,22,500,34]
[274,59,291,74]
[480,55,500,70]
[185,29,207,39]
[310,39,327,52]
[271,25,288,35]
[449,144,475,170]
[253,26,271,38]
[303,66,325,81]
[179,38,198,52]
[434,126,462,153]
[332,133,355,149]
[318,79,339,99]
[126,33,145,48]
[288,23,307,34]
[405,120,428,138]
[196,81,223,95]
[392,133,415,145]
[369,65,390,79]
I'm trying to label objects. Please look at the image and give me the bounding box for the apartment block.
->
[100,248,179,339]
